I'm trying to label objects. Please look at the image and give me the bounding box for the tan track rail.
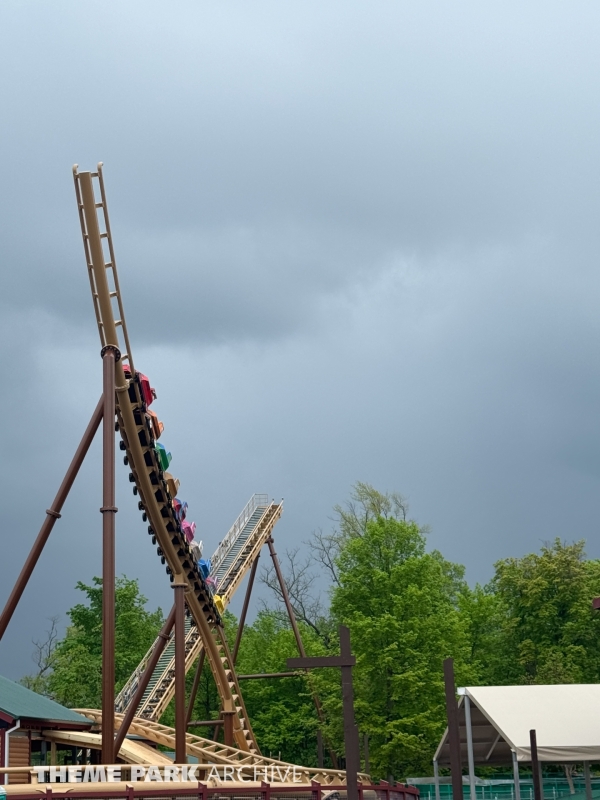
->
[77,710,370,785]
[42,730,172,766]
[73,165,257,753]
[122,501,283,721]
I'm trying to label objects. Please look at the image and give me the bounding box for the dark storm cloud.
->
[1,0,600,678]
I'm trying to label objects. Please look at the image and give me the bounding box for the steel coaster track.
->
[117,499,282,722]
[73,165,258,753]
[77,710,370,785]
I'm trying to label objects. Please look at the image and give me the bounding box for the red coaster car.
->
[123,363,156,407]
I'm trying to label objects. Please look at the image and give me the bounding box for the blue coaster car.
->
[198,558,212,579]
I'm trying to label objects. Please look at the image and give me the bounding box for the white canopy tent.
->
[433,685,600,800]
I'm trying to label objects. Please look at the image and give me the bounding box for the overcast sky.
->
[1,1,600,680]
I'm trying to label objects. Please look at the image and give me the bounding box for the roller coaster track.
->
[115,495,283,721]
[77,710,369,785]
[73,165,260,753]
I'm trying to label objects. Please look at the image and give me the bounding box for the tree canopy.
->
[22,576,164,708]
[22,484,600,783]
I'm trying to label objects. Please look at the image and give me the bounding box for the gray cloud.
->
[1,0,600,678]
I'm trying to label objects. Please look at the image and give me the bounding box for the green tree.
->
[329,514,472,781]
[23,577,164,708]
[233,610,325,766]
[484,539,600,685]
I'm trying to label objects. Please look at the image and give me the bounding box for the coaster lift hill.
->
[0,164,360,787]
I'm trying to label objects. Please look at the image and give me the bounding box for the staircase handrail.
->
[211,494,269,576]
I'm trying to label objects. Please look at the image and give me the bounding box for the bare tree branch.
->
[20,616,60,694]
[310,528,341,587]
[260,548,327,638]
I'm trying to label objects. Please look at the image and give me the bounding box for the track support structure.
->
[101,345,119,764]
[232,554,260,664]
[443,658,463,800]
[114,605,176,755]
[186,650,206,727]
[0,397,104,642]
[267,537,338,768]
[174,582,187,763]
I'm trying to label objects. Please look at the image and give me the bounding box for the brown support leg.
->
[101,346,118,765]
[0,396,104,642]
[185,650,205,727]
[443,658,463,800]
[340,626,359,800]
[266,537,338,768]
[266,538,307,656]
[114,604,176,755]
[223,710,234,747]
[232,554,260,664]
[174,582,187,764]
[530,730,542,800]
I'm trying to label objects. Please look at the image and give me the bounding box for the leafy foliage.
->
[329,515,472,779]
[21,577,164,708]
[21,485,600,784]
[475,539,600,685]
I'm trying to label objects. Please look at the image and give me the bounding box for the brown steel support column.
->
[223,710,234,747]
[114,605,176,755]
[530,730,542,800]
[267,537,338,767]
[232,554,260,664]
[0,396,104,642]
[267,538,307,656]
[174,582,187,764]
[443,658,463,800]
[101,346,118,765]
[340,626,359,800]
[185,650,205,727]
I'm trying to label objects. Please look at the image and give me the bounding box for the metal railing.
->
[9,774,417,800]
[115,494,271,713]
[211,494,270,576]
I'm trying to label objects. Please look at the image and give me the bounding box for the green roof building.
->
[0,674,92,786]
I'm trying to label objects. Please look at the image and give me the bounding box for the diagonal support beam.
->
[114,604,176,756]
[266,536,338,768]
[185,650,206,727]
[232,554,260,665]
[0,396,104,642]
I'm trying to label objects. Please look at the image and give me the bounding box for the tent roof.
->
[434,685,600,765]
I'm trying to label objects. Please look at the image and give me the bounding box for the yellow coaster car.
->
[214,595,225,614]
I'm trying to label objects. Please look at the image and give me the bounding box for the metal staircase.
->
[115,495,282,721]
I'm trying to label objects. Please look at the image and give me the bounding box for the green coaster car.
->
[154,442,172,471]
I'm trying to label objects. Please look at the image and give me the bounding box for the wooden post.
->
[443,658,463,800]
[287,626,358,800]
[530,730,542,800]
[340,626,360,800]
